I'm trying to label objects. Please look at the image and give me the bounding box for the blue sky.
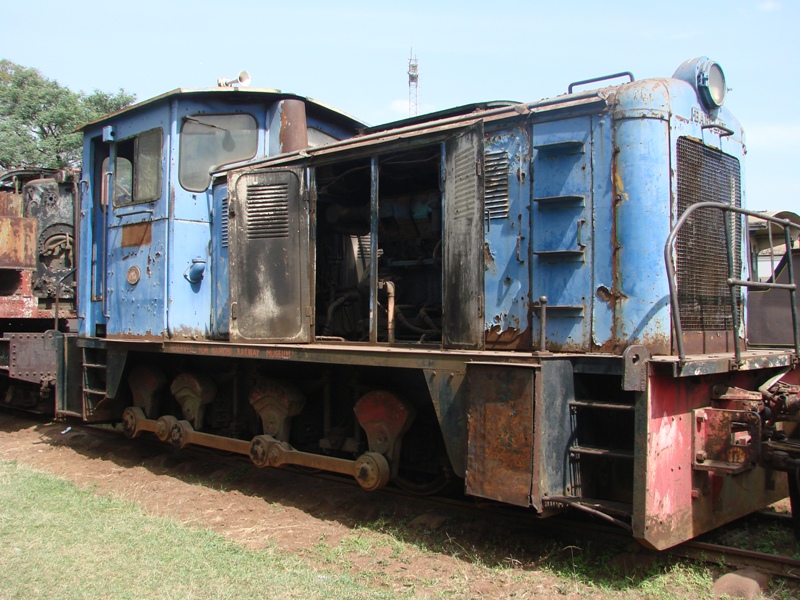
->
[3,0,797,212]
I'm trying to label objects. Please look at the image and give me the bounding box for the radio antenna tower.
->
[408,50,419,116]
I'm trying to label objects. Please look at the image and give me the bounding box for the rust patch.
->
[466,364,535,507]
[0,192,23,217]
[0,217,37,269]
[693,408,760,473]
[0,271,59,318]
[483,242,495,271]
[279,99,309,154]
[680,329,737,355]
[485,324,531,350]
[596,285,614,303]
[121,222,152,248]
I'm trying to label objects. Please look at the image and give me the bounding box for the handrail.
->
[665,202,800,363]
[53,267,77,333]
[102,171,112,319]
[568,71,635,94]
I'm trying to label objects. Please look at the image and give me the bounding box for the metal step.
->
[569,445,634,460]
[570,400,635,411]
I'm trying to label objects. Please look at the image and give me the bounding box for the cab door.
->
[82,134,112,337]
[228,167,311,342]
[104,125,168,338]
[443,124,485,349]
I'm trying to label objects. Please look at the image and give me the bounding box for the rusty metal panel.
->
[0,271,50,319]
[465,363,535,507]
[443,123,485,349]
[7,333,56,384]
[633,366,790,550]
[692,407,760,474]
[120,222,152,247]
[0,192,23,217]
[0,217,37,269]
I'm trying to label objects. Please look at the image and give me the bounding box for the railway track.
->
[4,409,800,583]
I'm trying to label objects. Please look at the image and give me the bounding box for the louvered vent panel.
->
[452,147,478,220]
[221,194,229,248]
[246,183,290,240]
[676,137,742,331]
[356,235,371,262]
[484,150,510,219]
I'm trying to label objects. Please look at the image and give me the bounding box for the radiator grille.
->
[484,150,510,219]
[246,183,289,240]
[676,137,742,331]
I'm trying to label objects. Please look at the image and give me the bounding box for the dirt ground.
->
[0,411,786,599]
[0,412,594,598]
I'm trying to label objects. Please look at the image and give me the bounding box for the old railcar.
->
[0,168,78,412]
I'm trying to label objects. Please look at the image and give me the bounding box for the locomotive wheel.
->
[155,415,178,442]
[354,452,390,491]
[394,471,452,496]
[169,420,194,449]
[121,407,144,439]
[249,435,273,468]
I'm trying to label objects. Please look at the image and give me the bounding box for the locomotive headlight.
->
[699,61,726,108]
[672,57,727,111]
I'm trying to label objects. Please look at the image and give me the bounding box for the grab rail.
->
[665,202,800,363]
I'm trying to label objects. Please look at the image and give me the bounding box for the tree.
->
[0,60,135,169]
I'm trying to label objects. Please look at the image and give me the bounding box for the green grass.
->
[2,456,797,599]
[0,460,400,600]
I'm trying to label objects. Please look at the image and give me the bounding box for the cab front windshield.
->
[179,113,257,192]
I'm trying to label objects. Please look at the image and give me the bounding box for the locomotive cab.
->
[75,88,363,419]
[77,88,362,346]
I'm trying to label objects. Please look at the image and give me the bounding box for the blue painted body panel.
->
[530,116,594,351]
[482,124,531,348]
[590,114,615,349]
[612,77,745,353]
[477,75,745,354]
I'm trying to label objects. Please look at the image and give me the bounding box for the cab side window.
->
[113,128,162,206]
[179,114,258,192]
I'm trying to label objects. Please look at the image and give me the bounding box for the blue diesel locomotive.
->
[2,59,799,550]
